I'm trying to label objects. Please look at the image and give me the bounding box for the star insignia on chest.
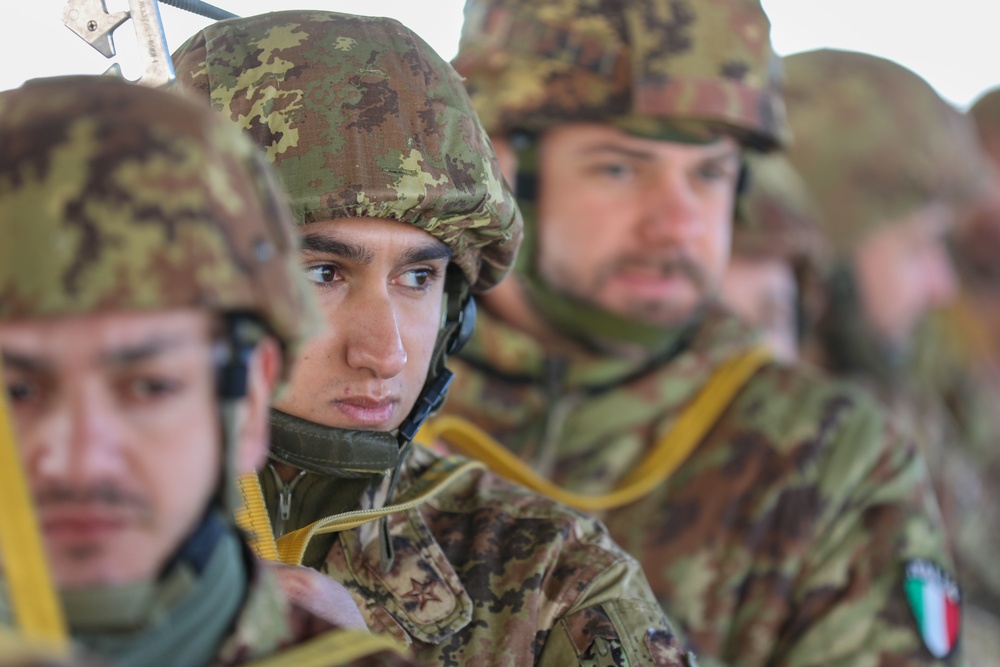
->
[402,577,442,610]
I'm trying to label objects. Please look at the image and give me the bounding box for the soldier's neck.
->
[481,278,594,357]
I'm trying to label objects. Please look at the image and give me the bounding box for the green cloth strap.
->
[67,522,247,667]
[268,409,400,477]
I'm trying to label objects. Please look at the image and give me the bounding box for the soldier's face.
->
[1,310,222,588]
[853,203,958,349]
[273,218,449,432]
[533,124,740,326]
[721,255,798,362]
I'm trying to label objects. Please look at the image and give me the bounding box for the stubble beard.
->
[550,250,718,327]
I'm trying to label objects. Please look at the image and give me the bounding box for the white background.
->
[4,0,999,108]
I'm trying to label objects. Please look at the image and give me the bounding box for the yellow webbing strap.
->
[245,628,407,667]
[238,456,485,566]
[417,346,773,513]
[236,473,281,561]
[0,369,69,653]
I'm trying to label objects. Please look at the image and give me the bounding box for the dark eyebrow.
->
[1,350,50,374]
[101,336,192,366]
[701,146,742,164]
[577,144,656,161]
[301,233,376,266]
[398,240,452,267]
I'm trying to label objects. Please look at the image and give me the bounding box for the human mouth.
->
[331,396,399,428]
[610,265,696,299]
[41,510,129,544]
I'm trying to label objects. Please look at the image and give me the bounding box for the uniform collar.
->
[461,301,760,393]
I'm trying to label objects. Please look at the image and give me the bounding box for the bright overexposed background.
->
[4,0,999,108]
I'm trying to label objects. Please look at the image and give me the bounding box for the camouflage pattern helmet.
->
[734,153,826,268]
[172,10,522,294]
[969,86,1000,161]
[0,75,318,375]
[452,0,789,150]
[955,87,1000,288]
[783,49,993,255]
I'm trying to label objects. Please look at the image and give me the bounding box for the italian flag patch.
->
[904,559,961,658]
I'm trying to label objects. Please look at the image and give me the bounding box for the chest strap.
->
[245,628,407,667]
[237,456,484,566]
[417,345,773,512]
[0,369,69,654]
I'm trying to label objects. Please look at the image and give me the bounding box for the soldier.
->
[0,75,411,666]
[172,10,692,667]
[903,86,1000,665]
[419,1,963,664]
[722,154,826,362]
[782,49,989,382]
[955,86,1000,314]
[783,50,999,665]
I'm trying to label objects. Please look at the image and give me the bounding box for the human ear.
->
[234,336,282,474]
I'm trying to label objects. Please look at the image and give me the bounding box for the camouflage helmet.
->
[171,10,522,294]
[452,0,789,150]
[0,75,318,375]
[734,153,826,269]
[955,87,1000,288]
[783,49,993,255]
[969,86,1000,161]
[733,153,829,337]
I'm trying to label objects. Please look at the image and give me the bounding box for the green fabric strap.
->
[65,524,247,667]
[268,409,400,477]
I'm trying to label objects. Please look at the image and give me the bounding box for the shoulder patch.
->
[903,559,961,658]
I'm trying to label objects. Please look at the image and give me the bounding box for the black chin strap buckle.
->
[215,315,264,400]
[398,369,454,442]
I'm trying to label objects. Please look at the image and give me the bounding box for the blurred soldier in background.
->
[423,0,963,664]
[172,11,691,667]
[0,75,412,666]
[722,153,827,362]
[906,86,1000,665]
[783,49,989,381]
[784,49,997,666]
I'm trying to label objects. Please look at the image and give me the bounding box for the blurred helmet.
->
[969,86,1000,162]
[452,0,789,150]
[0,75,318,375]
[172,10,522,295]
[783,49,993,254]
[734,153,826,268]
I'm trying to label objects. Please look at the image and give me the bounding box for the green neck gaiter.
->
[512,138,703,358]
[818,261,907,385]
[62,513,246,667]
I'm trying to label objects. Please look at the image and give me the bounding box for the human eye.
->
[303,263,341,286]
[395,267,439,292]
[6,376,41,405]
[590,161,635,180]
[120,375,185,405]
[696,159,737,184]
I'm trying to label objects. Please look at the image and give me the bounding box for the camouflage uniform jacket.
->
[215,550,410,667]
[270,445,692,667]
[440,303,961,667]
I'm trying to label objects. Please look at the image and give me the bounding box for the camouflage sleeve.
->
[537,557,695,667]
[772,397,966,667]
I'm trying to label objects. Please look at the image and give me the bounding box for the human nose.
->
[33,385,126,486]
[924,245,958,308]
[636,169,705,245]
[344,289,407,379]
